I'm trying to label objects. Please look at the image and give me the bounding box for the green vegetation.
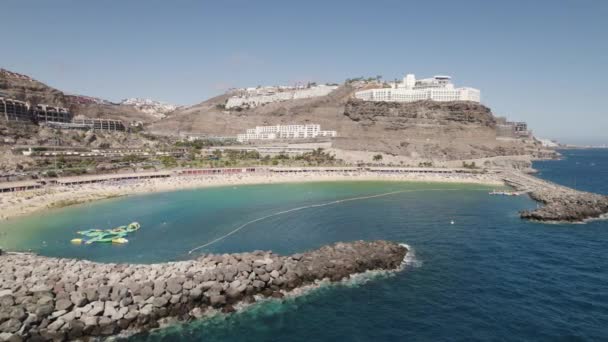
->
[177,147,342,169]
[175,139,237,149]
[159,156,178,168]
[122,154,146,164]
[418,161,434,167]
[294,148,337,165]
[45,170,58,178]
[462,161,479,169]
[373,154,383,161]
[345,75,383,84]
[225,149,260,161]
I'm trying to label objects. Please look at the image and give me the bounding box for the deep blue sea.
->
[1,149,607,341]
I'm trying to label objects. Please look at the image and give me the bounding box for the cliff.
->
[343,100,497,126]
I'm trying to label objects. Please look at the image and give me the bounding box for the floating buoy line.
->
[188,188,487,255]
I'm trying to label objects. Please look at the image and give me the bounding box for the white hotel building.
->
[237,124,337,142]
[226,85,338,109]
[354,74,480,103]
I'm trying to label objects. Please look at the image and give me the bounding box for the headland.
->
[502,171,608,222]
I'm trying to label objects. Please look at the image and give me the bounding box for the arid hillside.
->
[0,69,165,124]
[146,85,355,135]
[0,69,69,107]
[1,68,552,161]
[148,85,543,160]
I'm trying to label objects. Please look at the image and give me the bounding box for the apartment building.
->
[354,74,481,103]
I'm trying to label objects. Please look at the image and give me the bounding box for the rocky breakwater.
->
[503,171,608,222]
[0,241,407,341]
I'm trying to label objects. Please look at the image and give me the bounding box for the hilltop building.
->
[226,84,338,109]
[237,124,337,142]
[354,74,480,103]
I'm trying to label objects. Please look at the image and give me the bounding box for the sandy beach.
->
[0,170,504,221]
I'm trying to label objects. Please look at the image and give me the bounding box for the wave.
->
[400,243,423,268]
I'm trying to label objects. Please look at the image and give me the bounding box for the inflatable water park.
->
[71,222,140,245]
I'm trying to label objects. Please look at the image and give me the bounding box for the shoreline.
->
[0,171,503,221]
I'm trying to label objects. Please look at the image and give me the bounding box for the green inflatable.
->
[71,222,140,245]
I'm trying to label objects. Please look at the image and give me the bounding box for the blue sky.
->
[2,0,607,144]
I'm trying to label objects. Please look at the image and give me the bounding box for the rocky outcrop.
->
[503,171,608,222]
[521,190,608,222]
[0,241,407,341]
[0,69,69,108]
[343,99,496,127]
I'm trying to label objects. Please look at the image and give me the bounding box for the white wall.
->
[226,85,338,109]
[354,87,481,103]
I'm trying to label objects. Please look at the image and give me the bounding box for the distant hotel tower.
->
[354,74,480,103]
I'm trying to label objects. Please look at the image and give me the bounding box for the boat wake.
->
[583,212,608,223]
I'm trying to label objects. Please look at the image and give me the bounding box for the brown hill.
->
[0,68,161,124]
[147,85,356,135]
[0,68,69,107]
[148,85,540,160]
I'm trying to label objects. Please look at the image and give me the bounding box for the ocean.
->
[1,149,607,341]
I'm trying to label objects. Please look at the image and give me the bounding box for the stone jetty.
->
[503,171,608,222]
[0,241,407,341]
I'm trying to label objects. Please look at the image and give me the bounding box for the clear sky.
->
[2,0,607,144]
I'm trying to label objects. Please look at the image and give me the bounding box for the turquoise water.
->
[2,149,608,341]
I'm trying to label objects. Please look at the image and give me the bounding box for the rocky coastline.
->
[0,241,408,341]
[503,171,608,222]
[521,190,608,222]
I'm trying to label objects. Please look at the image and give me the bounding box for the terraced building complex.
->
[45,118,126,131]
[355,74,480,103]
[0,96,73,124]
[226,84,338,109]
[33,104,73,123]
[0,96,31,121]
